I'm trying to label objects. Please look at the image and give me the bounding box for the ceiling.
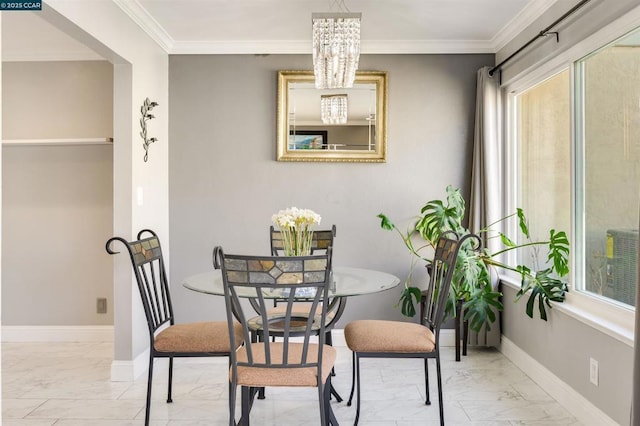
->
[2,0,560,60]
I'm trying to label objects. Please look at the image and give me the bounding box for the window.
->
[512,27,640,312]
[514,69,571,272]
[575,28,640,307]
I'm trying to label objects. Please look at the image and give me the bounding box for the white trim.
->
[561,291,634,347]
[170,40,309,55]
[110,347,149,382]
[501,276,634,347]
[1,325,113,342]
[98,1,555,55]
[112,0,174,53]
[491,0,558,52]
[439,328,456,347]
[2,137,113,146]
[360,40,494,55]
[500,337,618,426]
[170,39,496,55]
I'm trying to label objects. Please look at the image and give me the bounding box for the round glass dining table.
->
[181,266,401,299]
[182,266,400,403]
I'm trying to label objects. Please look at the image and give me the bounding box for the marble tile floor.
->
[2,341,581,425]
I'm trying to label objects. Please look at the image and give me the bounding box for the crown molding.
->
[170,40,310,55]
[113,0,533,55]
[361,40,495,54]
[113,0,174,53]
[170,39,495,55]
[491,0,559,52]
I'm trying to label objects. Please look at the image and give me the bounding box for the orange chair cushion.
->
[345,320,435,353]
[154,321,243,353]
[232,342,337,387]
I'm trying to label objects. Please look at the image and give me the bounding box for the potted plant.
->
[379,185,570,333]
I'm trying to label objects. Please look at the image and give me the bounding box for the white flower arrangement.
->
[272,207,322,256]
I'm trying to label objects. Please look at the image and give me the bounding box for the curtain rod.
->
[489,0,593,77]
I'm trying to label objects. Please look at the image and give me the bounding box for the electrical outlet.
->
[97,298,107,314]
[590,357,599,386]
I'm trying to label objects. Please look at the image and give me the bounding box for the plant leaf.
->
[499,232,516,247]
[416,186,465,242]
[519,268,568,320]
[462,281,503,332]
[517,208,530,238]
[538,293,548,321]
[548,229,570,277]
[398,285,422,317]
[377,213,395,231]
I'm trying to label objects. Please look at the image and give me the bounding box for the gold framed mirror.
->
[277,70,388,162]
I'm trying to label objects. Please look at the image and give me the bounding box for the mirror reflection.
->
[277,71,387,162]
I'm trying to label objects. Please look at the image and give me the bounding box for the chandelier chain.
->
[327,0,351,13]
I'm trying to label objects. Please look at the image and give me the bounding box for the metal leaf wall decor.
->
[140,97,158,162]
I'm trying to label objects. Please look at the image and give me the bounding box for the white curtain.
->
[468,66,503,347]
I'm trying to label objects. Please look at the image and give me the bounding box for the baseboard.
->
[111,347,150,382]
[500,337,618,426]
[1,325,114,342]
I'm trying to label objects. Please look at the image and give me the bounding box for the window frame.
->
[501,8,640,347]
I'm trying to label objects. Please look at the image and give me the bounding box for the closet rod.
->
[489,0,592,77]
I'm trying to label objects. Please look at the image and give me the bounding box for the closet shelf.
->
[2,137,113,146]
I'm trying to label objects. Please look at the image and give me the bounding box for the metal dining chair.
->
[344,231,481,426]
[268,224,338,345]
[106,229,243,426]
[215,246,338,425]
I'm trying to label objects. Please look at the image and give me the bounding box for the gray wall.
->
[496,1,640,423]
[2,61,114,325]
[502,285,632,424]
[168,53,493,326]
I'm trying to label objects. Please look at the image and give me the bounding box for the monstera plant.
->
[379,185,570,332]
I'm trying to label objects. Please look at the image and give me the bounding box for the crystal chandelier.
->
[312,12,361,89]
[321,94,348,125]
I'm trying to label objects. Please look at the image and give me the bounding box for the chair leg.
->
[240,386,251,426]
[318,379,327,425]
[347,351,356,406]
[144,355,154,426]
[353,354,362,426]
[167,356,174,403]
[326,331,335,376]
[424,357,431,405]
[463,319,469,356]
[324,376,340,426]
[435,353,445,426]
[228,381,236,426]
[455,308,461,362]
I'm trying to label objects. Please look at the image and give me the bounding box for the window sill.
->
[500,274,634,348]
